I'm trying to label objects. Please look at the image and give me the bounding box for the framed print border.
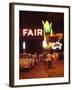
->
[9,2,70,87]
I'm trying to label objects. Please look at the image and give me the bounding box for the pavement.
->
[19,60,64,79]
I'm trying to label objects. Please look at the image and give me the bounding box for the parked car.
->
[19,53,35,70]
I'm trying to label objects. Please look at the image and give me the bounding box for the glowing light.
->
[42,20,53,34]
[50,28,53,36]
[23,41,26,49]
[43,40,47,48]
[42,20,53,47]
[52,42,62,50]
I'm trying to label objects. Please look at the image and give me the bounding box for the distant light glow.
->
[43,40,47,48]
[23,41,26,49]
[52,42,62,50]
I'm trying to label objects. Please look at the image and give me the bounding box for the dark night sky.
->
[20,11,64,33]
[19,11,64,54]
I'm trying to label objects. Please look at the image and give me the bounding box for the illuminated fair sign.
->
[23,29,43,36]
[22,20,53,38]
[22,20,54,49]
